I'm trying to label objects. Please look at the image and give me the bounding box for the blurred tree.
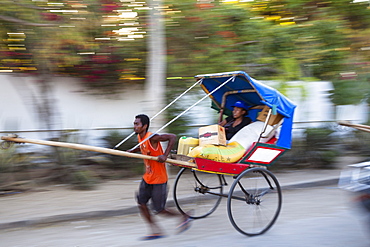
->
[1,0,370,131]
[0,0,148,94]
[163,0,370,113]
[0,0,150,185]
[164,0,353,80]
[0,0,65,132]
[247,0,370,107]
[0,0,154,130]
[164,1,272,77]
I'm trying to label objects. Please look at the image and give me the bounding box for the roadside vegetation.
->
[1,1,370,191]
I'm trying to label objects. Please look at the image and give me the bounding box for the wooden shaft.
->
[353,127,370,133]
[337,121,370,132]
[1,136,197,168]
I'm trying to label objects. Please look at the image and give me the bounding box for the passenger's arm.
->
[219,119,227,126]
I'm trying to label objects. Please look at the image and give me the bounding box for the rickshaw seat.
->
[229,121,274,150]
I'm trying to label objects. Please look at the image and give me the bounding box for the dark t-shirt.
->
[223,116,252,140]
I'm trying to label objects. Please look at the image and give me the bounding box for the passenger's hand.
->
[157,154,167,163]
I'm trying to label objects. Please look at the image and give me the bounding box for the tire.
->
[173,167,223,219]
[227,167,282,236]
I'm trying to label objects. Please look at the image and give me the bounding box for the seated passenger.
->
[219,101,252,140]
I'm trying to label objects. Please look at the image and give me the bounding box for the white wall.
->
[287,81,335,127]
[0,75,146,144]
[1,75,37,131]
[1,74,368,146]
[265,80,368,128]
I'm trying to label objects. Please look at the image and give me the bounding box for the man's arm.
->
[150,133,176,162]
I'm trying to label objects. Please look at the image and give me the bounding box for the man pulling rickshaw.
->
[1,71,296,237]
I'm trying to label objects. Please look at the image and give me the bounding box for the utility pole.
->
[145,0,166,131]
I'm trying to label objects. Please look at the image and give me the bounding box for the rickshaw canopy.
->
[195,71,296,149]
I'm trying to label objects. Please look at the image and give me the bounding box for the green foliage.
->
[331,0,370,29]
[165,2,270,76]
[345,129,370,156]
[0,145,38,172]
[0,0,147,93]
[305,127,334,148]
[163,0,360,102]
[329,76,370,106]
[70,170,97,190]
[275,127,339,169]
[280,58,301,81]
[1,0,370,103]
[51,131,90,166]
[0,144,41,187]
[101,130,143,175]
[304,127,339,168]
[2,0,370,137]
[0,146,17,173]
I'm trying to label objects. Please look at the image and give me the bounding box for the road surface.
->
[0,186,369,247]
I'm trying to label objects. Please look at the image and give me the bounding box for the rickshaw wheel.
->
[173,167,223,219]
[227,167,282,236]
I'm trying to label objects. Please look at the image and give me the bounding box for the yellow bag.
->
[188,141,245,163]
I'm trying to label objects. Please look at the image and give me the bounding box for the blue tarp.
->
[195,71,296,149]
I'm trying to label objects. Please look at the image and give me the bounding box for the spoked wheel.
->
[173,167,224,219]
[227,167,282,236]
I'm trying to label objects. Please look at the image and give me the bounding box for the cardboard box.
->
[257,105,284,125]
[199,125,226,146]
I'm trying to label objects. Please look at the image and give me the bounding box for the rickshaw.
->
[170,71,296,236]
[1,71,296,237]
